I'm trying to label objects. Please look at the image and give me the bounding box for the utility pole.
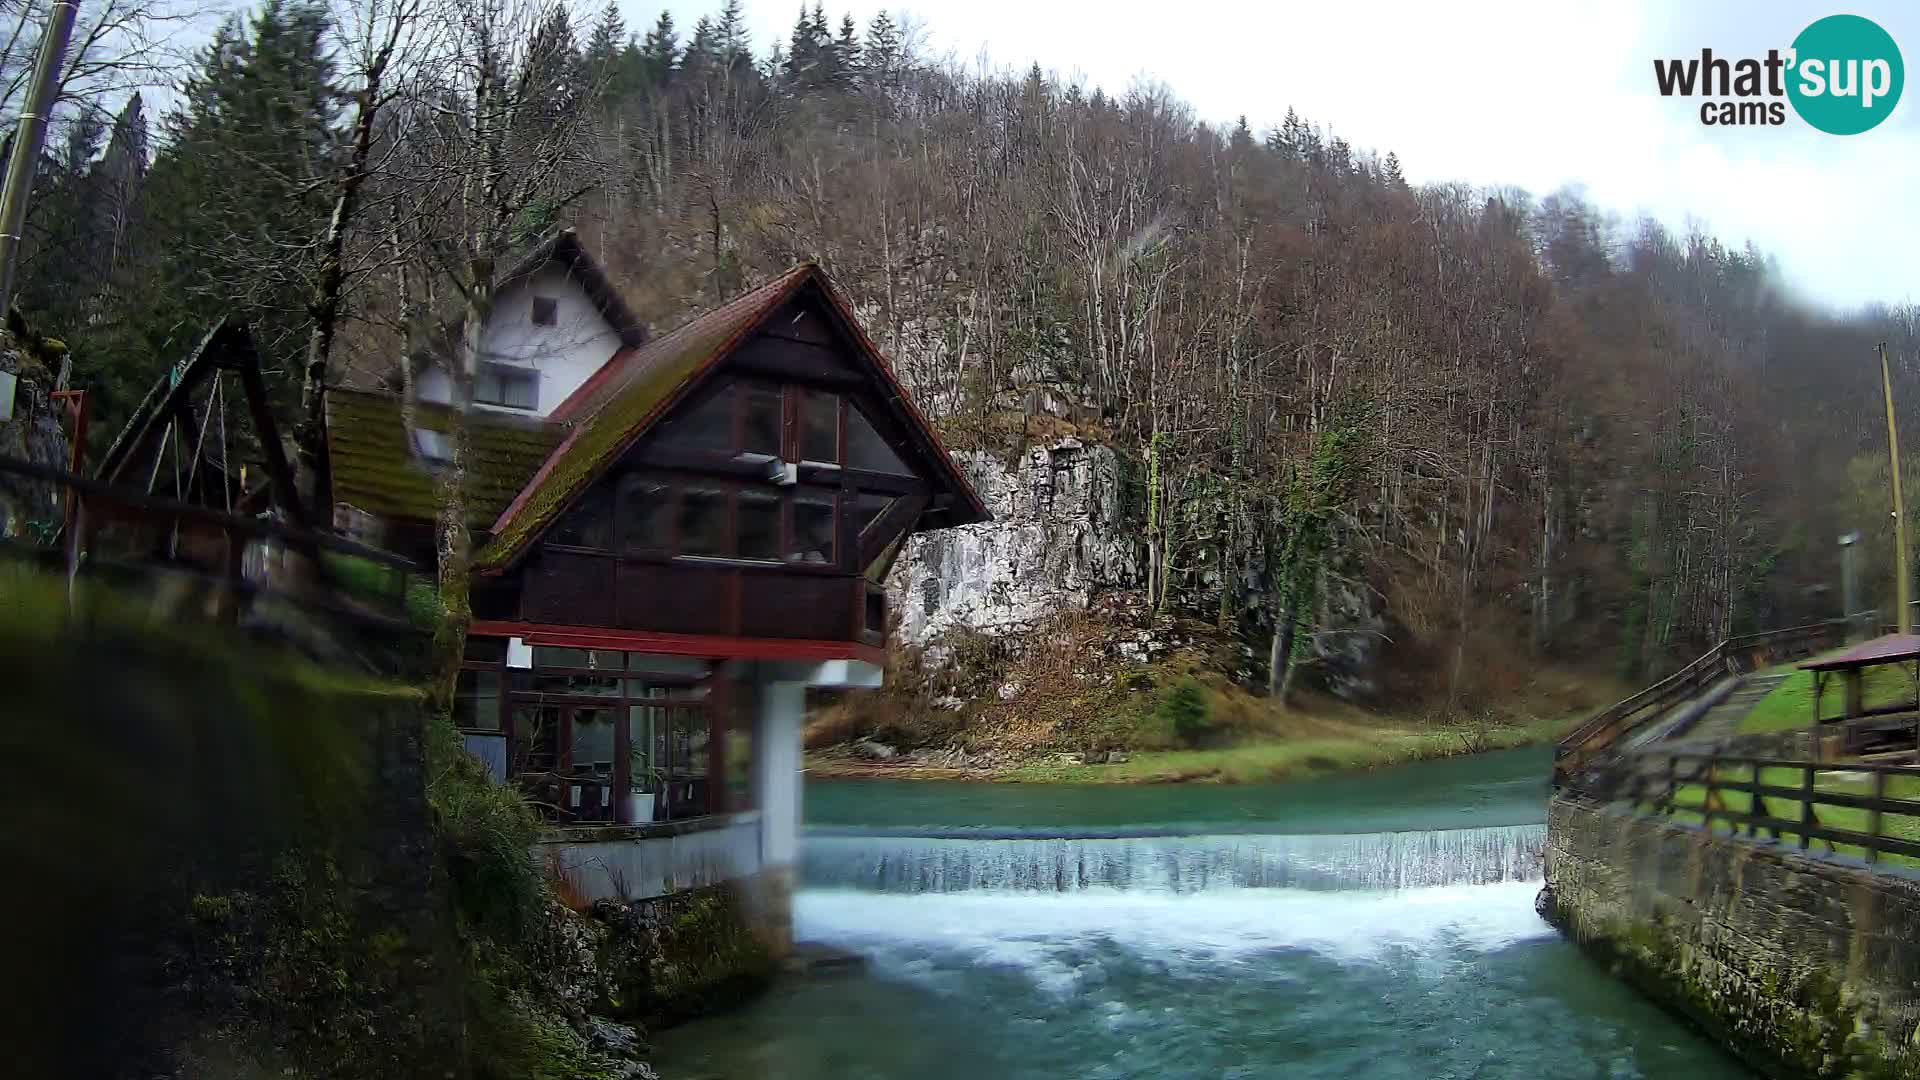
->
[0,0,80,317]
[1839,531,1861,640]
[1880,342,1912,635]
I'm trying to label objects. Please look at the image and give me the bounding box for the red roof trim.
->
[469,619,886,665]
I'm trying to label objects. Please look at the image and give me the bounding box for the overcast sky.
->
[644,0,1920,313]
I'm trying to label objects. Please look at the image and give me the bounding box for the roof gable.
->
[474,264,989,573]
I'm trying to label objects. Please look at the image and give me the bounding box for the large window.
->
[465,644,732,826]
[650,377,913,476]
[476,363,538,410]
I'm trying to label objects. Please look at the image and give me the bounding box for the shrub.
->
[426,715,544,943]
[1157,678,1212,746]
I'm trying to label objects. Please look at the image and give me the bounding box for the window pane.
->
[453,670,501,730]
[618,474,673,554]
[791,491,836,565]
[625,654,710,677]
[847,404,910,474]
[679,485,728,556]
[531,296,558,326]
[656,383,734,452]
[475,370,503,404]
[532,646,591,668]
[850,492,893,541]
[802,391,839,462]
[742,383,783,455]
[551,488,612,549]
[537,673,621,697]
[531,646,621,671]
[572,707,617,773]
[738,489,781,560]
[502,371,538,410]
[629,705,662,787]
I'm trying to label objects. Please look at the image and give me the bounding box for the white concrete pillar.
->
[755,679,807,869]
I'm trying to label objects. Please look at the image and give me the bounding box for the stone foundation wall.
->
[1544,795,1920,1079]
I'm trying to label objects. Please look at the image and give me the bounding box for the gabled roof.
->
[326,388,563,526]
[500,228,648,349]
[473,263,990,573]
[397,228,648,383]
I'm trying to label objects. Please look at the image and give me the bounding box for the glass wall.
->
[460,641,746,826]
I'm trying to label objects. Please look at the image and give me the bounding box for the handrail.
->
[1618,745,1920,865]
[1554,619,1844,784]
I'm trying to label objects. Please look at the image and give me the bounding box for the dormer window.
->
[531,295,559,326]
[476,363,538,410]
[412,427,453,464]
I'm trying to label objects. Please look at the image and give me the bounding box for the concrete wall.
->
[417,264,620,417]
[1544,795,1920,1079]
[538,812,763,904]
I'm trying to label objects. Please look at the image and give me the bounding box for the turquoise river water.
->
[654,747,1754,1079]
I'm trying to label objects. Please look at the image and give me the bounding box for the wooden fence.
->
[0,453,430,672]
[1554,620,1845,787]
[1621,746,1920,864]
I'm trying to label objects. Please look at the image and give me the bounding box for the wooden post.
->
[1868,768,1886,864]
[1811,671,1825,763]
[1800,762,1815,850]
[1882,342,1912,635]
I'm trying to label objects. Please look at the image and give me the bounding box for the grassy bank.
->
[810,668,1610,785]
[996,712,1580,783]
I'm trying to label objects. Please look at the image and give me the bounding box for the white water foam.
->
[803,824,1544,893]
[796,880,1555,996]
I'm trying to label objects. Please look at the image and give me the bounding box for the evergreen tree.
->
[1230,114,1253,153]
[1382,151,1406,188]
[863,9,902,94]
[639,11,679,86]
[1278,107,1306,160]
[136,0,341,410]
[584,0,627,95]
[834,13,862,88]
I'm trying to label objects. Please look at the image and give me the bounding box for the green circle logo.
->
[1788,14,1903,134]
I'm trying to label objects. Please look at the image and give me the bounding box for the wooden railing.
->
[1619,746,1920,864]
[0,454,430,672]
[1553,620,1845,787]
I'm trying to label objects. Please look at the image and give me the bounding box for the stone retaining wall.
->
[1544,794,1920,1079]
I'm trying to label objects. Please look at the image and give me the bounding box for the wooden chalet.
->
[325,255,986,909]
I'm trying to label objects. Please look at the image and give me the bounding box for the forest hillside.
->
[12,0,1918,759]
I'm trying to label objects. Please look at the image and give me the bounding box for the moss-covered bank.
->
[1544,795,1920,1080]
[0,565,744,1077]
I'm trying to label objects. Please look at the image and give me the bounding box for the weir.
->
[802,823,1545,893]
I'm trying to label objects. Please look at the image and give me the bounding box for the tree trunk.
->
[297,46,395,523]
[431,257,493,713]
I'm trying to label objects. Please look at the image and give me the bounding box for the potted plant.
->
[626,754,663,824]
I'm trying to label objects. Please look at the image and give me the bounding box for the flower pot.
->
[625,791,656,824]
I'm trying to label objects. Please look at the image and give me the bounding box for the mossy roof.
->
[326,388,562,526]
[473,266,814,570]
[472,261,991,574]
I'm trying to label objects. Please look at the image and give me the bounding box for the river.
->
[654,747,1754,1078]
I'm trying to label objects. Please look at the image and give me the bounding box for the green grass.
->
[998,714,1577,784]
[1650,762,1920,866]
[1739,650,1920,735]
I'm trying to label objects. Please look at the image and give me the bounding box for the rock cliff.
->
[890,438,1140,646]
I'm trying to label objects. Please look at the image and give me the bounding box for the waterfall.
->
[802,823,1544,894]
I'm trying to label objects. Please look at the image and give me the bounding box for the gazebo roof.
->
[1801,633,1920,672]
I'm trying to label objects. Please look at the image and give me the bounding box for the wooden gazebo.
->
[1801,633,1920,759]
